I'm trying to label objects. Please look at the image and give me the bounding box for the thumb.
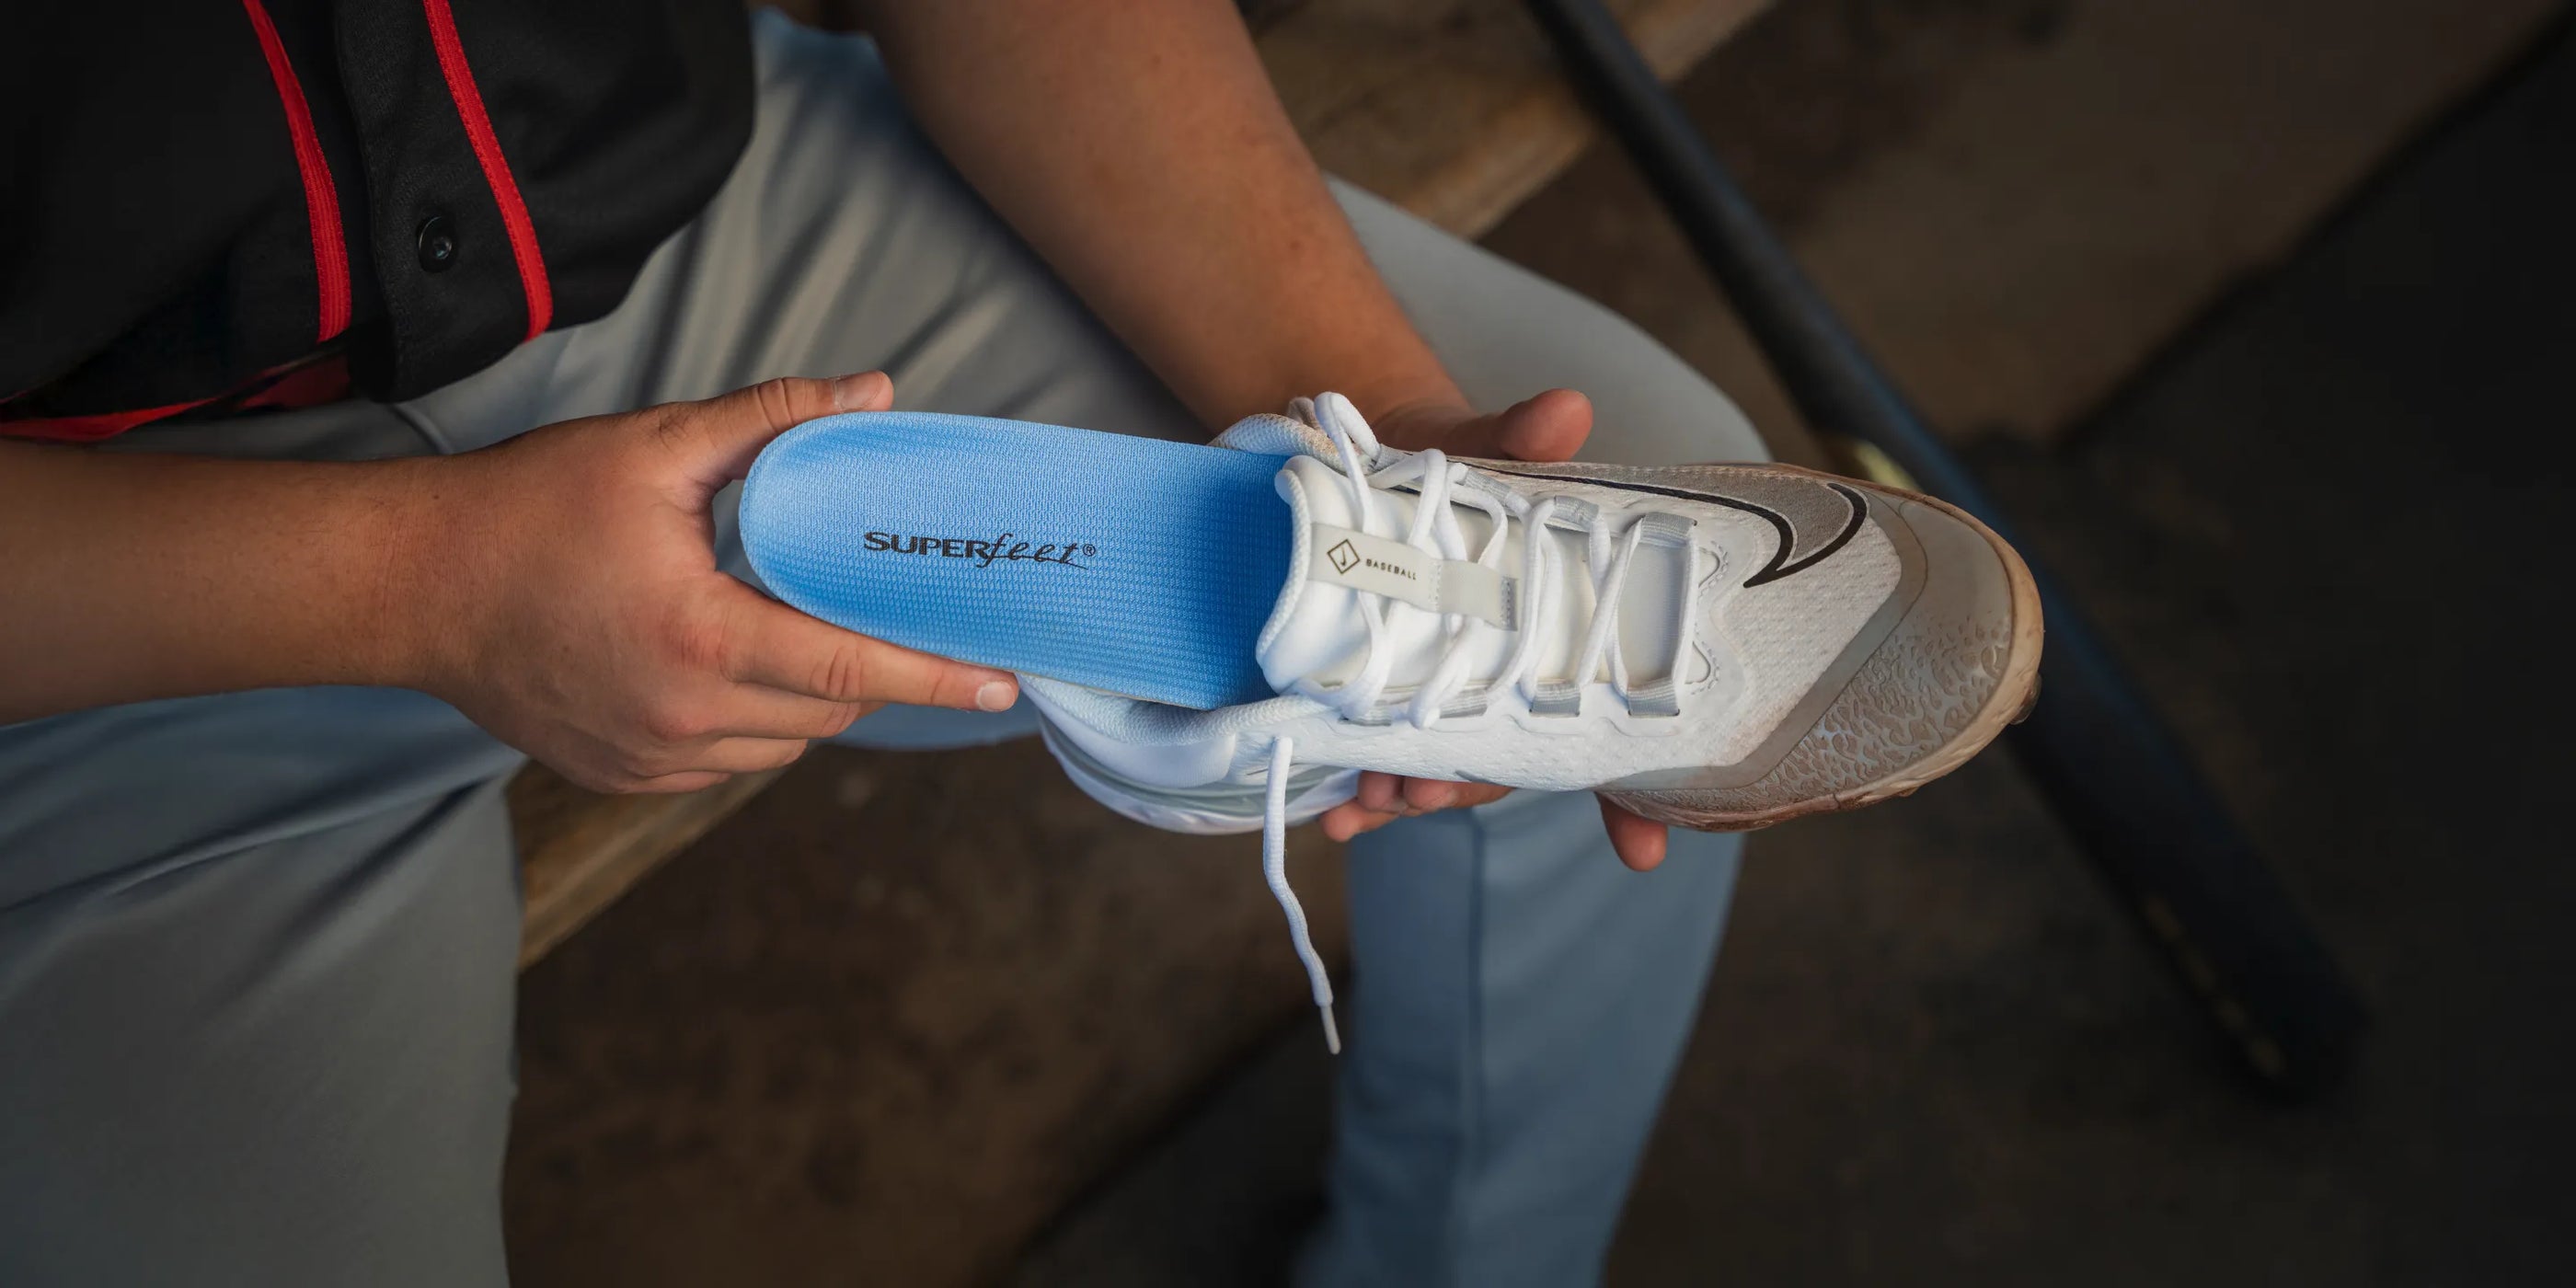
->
[665,371,894,492]
[1491,388,1592,464]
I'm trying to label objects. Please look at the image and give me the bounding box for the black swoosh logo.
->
[1489,470,1870,588]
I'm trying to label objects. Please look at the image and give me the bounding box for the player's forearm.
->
[857,0,1466,427]
[0,441,446,723]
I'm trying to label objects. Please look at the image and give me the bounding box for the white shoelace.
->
[1262,408,1687,1054]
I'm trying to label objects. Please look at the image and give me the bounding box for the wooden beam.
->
[1271,0,1767,237]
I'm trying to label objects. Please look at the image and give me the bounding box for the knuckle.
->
[813,641,871,702]
[751,377,800,431]
[636,702,689,744]
[663,600,733,675]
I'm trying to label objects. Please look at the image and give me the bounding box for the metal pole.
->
[1517,0,2364,1094]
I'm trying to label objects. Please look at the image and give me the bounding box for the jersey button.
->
[416,215,458,273]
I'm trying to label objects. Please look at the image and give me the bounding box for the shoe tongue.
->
[1229,398,1696,709]
[1257,456,1381,692]
[1257,455,1538,697]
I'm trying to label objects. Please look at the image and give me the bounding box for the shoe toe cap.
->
[1612,486,2042,830]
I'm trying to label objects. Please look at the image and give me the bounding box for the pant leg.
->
[1335,179,1768,467]
[0,773,522,1288]
[1310,802,1741,1288]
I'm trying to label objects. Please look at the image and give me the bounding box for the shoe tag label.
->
[1308,524,1515,628]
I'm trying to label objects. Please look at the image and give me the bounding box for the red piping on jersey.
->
[240,0,351,343]
[0,397,222,443]
[0,358,351,443]
[420,0,554,340]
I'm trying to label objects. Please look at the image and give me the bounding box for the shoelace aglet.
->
[1318,1003,1342,1056]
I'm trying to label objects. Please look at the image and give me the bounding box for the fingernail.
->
[832,372,888,411]
[974,678,1018,711]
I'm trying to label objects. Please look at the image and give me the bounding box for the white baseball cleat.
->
[743,393,2043,1049]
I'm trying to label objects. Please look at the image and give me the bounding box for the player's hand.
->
[408,372,1018,793]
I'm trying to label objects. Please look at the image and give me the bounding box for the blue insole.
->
[741,411,1294,709]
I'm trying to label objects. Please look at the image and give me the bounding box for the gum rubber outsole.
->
[741,412,1295,710]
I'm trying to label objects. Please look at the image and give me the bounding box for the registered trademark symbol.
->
[1081,544,1098,557]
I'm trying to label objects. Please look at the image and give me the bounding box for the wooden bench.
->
[512,0,1768,967]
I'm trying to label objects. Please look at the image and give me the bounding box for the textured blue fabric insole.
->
[741,412,1294,709]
